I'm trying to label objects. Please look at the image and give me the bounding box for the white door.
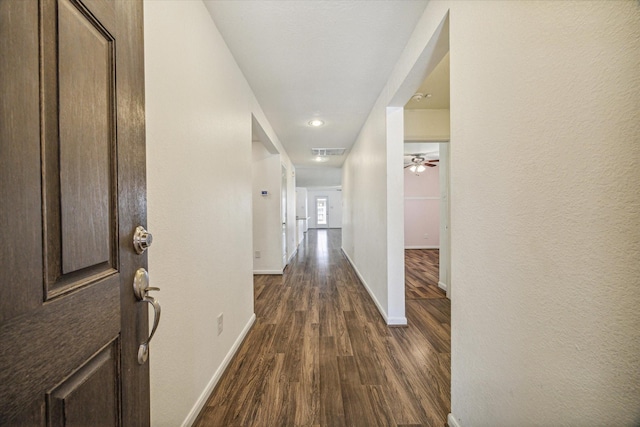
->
[316,196,329,228]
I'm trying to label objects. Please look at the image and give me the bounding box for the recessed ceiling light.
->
[308,119,324,127]
[315,156,329,162]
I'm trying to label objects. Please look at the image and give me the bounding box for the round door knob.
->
[133,226,153,254]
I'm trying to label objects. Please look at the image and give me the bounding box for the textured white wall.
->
[448,1,640,425]
[144,1,294,425]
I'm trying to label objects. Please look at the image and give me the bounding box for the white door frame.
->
[315,196,329,228]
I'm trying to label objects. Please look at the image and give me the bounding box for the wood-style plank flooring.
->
[194,230,450,427]
[405,249,444,300]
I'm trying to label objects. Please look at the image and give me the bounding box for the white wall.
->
[343,0,640,425]
[295,187,308,218]
[252,141,283,273]
[295,167,342,188]
[284,164,297,263]
[342,104,407,324]
[404,165,440,248]
[448,2,640,425]
[307,189,342,229]
[144,1,295,425]
[438,143,450,295]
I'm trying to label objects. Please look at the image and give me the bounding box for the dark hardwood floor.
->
[194,230,450,427]
[405,249,444,300]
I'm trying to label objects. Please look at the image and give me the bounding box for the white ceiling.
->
[404,142,440,159]
[204,0,429,170]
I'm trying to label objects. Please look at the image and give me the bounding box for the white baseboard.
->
[438,281,448,292]
[287,248,297,263]
[341,248,407,326]
[405,245,440,249]
[447,413,461,427]
[181,313,256,427]
[253,270,283,275]
[387,316,408,326]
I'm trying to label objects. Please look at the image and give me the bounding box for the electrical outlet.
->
[217,313,223,335]
[255,250,261,258]
[423,233,429,239]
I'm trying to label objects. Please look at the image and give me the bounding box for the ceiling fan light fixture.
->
[417,165,426,173]
[308,119,324,127]
[409,165,417,173]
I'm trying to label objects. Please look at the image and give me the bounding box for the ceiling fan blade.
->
[425,163,437,167]
[427,159,439,162]
[404,164,413,168]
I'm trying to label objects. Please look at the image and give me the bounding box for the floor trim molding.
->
[287,247,298,264]
[438,281,448,292]
[405,245,440,249]
[341,247,395,325]
[448,413,462,427]
[182,313,257,427]
[253,270,283,275]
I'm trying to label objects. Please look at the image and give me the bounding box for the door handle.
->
[133,268,161,364]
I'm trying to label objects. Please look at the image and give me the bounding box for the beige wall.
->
[404,109,450,141]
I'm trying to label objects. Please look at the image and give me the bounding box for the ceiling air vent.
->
[311,148,346,156]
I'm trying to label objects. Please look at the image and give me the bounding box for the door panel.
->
[0,0,148,425]
[43,0,118,298]
[58,0,115,275]
[47,340,120,427]
[0,0,43,324]
[0,276,120,424]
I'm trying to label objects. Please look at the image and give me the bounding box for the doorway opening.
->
[282,165,288,267]
[251,115,286,275]
[385,9,451,421]
[315,196,328,228]
[402,50,451,299]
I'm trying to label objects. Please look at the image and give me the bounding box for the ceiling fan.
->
[404,154,439,173]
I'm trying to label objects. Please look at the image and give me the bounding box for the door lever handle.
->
[138,294,161,364]
[132,268,161,364]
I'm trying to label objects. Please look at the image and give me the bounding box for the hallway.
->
[194,229,451,427]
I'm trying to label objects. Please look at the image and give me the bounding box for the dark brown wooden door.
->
[0,0,149,425]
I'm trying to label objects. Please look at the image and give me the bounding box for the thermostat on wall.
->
[261,190,268,196]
